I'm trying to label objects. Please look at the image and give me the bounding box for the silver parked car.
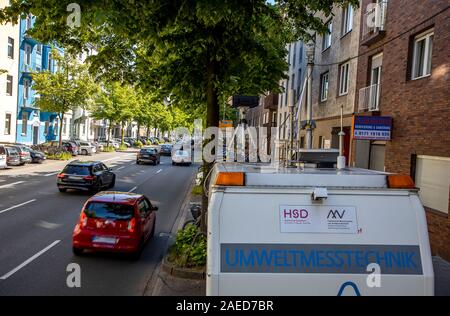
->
[79,141,97,155]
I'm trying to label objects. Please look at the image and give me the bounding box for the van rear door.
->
[208,187,434,296]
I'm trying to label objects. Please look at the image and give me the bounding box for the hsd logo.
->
[283,209,309,219]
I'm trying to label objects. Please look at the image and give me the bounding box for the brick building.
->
[353,0,449,260]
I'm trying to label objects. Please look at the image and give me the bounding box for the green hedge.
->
[102,146,116,152]
[168,224,206,268]
[46,152,73,161]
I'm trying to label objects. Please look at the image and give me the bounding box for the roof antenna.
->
[337,105,346,170]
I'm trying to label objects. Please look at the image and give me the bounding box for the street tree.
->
[32,48,97,146]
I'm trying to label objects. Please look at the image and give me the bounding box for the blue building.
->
[16,14,62,145]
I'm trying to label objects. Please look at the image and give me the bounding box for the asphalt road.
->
[0,151,197,295]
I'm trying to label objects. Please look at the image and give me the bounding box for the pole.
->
[289,89,295,165]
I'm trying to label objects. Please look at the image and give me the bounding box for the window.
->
[24,79,30,99]
[297,68,302,101]
[25,14,32,31]
[339,62,350,96]
[7,37,14,59]
[342,4,353,35]
[318,136,323,149]
[63,118,67,135]
[285,79,289,106]
[293,42,297,67]
[36,44,42,55]
[411,29,434,80]
[25,44,32,66]
[6,75,13,96]
[55,121,59,135]
[320,72,329,102]
[22,113,28,135]
[48,53,53,71]
[322,20,332,50]
[4,114,11,135]
[44,121,49,134]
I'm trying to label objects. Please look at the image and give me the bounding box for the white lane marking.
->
[0,199,36,215]
[0,181,25,189]
[128,186,137,193]
[44,172,59,177]
[0,240,61,280]
[116,166,125,171]
[102,154,134,163]
[156,169,163,174]
[35,220,61,230]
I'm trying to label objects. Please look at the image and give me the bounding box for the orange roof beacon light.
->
[215,172,245,186]
[387,175,416,189]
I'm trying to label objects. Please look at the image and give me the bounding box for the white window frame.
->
[342,4,353,36]
[339,62,350,96]
[25,44,32,66]
[320,72,329,102]
[411,29,434,80]
[322,20,332,51]
[23,79,30,100]
[7,37,14,59]
[4,113,12,135]
[6,75,13,96]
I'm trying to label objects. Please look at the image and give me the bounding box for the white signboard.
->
[279,205,358,234]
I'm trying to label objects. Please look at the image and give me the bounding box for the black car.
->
[159,144,173,156]
[57,161,116,193]
[30,149,46,163]
[136,148,160,165]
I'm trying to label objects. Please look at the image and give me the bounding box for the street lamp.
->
[305,40,315,149]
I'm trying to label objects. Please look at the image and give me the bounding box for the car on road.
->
[5,146,22,166]
[0,145,7,169]
[72,192,158,257]
[136,147,160,165]
[29,148,46,163]
[57,161,116,193]
[159,144,173,156]
[10,144,32,164]
[79,141,97,155]
[172,150,191,166]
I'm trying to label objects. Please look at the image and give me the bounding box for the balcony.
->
[361,1,388,46]
[263,93,279,110]
[358,84,381,112]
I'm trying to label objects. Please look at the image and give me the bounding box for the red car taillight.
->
[57,173,65,179]
[79,212,88,228]
[127,218,136,233]
[83,175,95,181]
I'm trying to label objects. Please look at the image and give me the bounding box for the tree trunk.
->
[200,61,220,233]
[107,121,112,148]
[59,112,65,147]
[146,124,150,138]
[121,122,125,146]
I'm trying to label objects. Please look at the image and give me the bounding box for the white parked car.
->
[79,141,97,155]
[171,150,192,166]
[0,145,7,169]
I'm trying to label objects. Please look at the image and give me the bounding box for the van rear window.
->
[84,203,134,220]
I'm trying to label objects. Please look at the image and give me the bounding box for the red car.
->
[72,192,158,258]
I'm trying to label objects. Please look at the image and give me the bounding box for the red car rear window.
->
[84,202,134,220]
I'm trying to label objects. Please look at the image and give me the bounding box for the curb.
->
[161,256,206,280]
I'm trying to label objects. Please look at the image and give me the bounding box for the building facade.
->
[0,0,20,144]
[353,0,449,260]
[277,40,307,151]
[15,14,61,145]
[297,3,361,164]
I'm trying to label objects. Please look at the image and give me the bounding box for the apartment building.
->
[15,14,62,145]
[277,40,307,149]
[0,0,19,144]
[353,0,449,260]
[297,3,361,164]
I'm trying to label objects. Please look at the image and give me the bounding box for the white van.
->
[206,162,434,296]
[0,145,7,169]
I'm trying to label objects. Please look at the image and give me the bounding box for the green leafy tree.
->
[92,82,138,146]
[32,49,97,146]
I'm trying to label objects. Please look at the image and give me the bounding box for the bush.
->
[46,152,73,161]
[118,144,128,151]
[102,146,116,152]
[168,224,206,268]
[191,185,203,196]
[133,140,143,148]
